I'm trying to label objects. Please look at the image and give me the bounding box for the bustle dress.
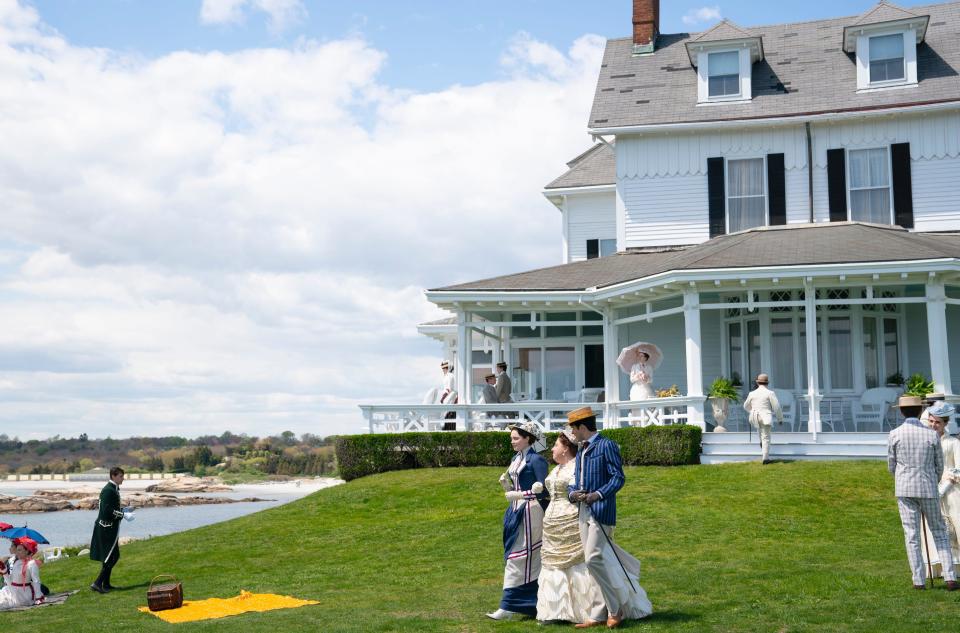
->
[922,434,960,577]
[0,557,41,610]
[536,460,605,622]
[499,446,548,615]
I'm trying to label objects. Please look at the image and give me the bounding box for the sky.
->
[0,0,895,440]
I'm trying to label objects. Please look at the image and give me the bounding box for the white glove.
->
[505,490,524,501]
[939,481,953,497]
[531,482,544,494]
[499,473,513,492]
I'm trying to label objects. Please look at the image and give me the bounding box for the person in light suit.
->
[495,362,513,403]
[742,373,783,465]
[566,407,651,629]
[480,374,498,405]
[888,395,958,590]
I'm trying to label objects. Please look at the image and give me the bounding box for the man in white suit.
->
[888,395,958,590]
[742,373,783,465]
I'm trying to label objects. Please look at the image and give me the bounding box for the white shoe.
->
[486,609,520,620]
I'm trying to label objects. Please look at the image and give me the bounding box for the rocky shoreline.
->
[0,488,271,513]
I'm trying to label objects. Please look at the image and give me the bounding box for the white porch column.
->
[602,307,620,427]
[926,280,952,395]
[683,289,705,430]
[803,282,822,434]
[456,310,472,405]
[493,326,503,366]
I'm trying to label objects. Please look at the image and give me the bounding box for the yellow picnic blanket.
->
[138,590,319,623]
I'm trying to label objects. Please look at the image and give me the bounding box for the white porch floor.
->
[701,432,888,464]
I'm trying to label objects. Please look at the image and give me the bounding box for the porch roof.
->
[430,223,960,292]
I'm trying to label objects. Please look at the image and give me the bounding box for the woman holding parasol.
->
[617,343,663,420]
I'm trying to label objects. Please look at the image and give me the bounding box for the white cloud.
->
[0,1,605,438]
[200,0,306,32]
[681,6,722,27]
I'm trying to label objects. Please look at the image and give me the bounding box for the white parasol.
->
[616,342,663,373]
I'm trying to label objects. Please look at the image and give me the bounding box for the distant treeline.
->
[0,431,336,477]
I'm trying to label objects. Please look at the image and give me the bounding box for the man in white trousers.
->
[742,373,783,464]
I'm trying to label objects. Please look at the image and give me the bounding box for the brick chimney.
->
[633,0,659,53]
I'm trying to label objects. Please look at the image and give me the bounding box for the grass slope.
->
[14,461,960,632]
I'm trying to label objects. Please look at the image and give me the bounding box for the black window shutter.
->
[707,157,726,237]
[826,148,847,222]
[586,239,599,259]
[891,142,914,228]
[767,153,786,225]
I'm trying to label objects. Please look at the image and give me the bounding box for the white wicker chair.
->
[772,389,796,432]
[852,387,899,432]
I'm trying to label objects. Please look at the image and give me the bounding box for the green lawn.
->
[13,461,960,632]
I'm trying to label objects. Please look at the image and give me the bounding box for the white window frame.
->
[845,146,894,225]
[867,33,905,84]
[724,155,769,234]
[855,28,918,92]
[696,47,752,104]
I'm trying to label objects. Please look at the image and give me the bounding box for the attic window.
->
[708,51,740,97]
[869,34,904,82]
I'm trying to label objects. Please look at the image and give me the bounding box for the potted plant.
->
[904,373,935,398]
[885,372,905,389]
[708,376,741,433]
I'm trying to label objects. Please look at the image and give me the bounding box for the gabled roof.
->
[589,1,960,131]
[851,0,921,26]
[689,19,754,42]
[544,143,616,190]
[430,224,960,292]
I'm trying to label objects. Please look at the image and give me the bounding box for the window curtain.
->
[849,148,890,224]
[727,158,765,232]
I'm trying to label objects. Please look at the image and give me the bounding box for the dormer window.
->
[842,4,929,92]
[708,51,740,98]
[868,33,905,83]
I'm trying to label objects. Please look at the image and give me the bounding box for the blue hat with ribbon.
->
[928,401,955,419]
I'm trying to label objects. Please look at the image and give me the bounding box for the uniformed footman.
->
[90,466,126,593]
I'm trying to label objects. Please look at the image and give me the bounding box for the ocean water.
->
[1,489,313,548]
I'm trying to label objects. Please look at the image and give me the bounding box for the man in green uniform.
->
[90,466,125,593]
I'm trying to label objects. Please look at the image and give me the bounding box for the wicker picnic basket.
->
[147,574,183,611]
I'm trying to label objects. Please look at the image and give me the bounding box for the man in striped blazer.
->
[567,407,631,628]
[888,395,958,590]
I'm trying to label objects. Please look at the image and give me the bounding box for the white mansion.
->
[363,1,960,460]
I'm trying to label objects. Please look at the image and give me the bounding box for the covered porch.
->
[362,224,960,448]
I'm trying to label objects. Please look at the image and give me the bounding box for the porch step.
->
[700,432,887,464]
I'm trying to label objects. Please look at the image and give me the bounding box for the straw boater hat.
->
[567,406,596,425]
[440,360,450,368]
[484,373,496,381]
[895,395,924,409]
[507,421,543,442]
[496,361,507,369]
[756,373,769,385]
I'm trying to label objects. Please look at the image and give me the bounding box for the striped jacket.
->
[888,417,943,498]
[567,433,625,526]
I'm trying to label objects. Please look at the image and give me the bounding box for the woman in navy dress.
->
[486,422,549,620]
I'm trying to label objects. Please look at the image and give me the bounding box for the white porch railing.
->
[359,397,706,435]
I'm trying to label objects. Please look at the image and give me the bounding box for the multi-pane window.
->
[869,34,905,83]
[848,148,891,224]
[708,51,740,97]
[727,158,766,232]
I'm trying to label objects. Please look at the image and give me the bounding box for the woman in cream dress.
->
[922,402,960,578]
[537,430,605,623]
[629,352,655,401]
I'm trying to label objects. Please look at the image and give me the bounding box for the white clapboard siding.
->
[622,173,708,247]
[566,192,616,262]
[912,155,960,231]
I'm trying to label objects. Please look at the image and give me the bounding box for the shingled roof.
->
[851,0,922,25]
[544,143,616,190]
[431,223,960,292]
[589,1,960,130]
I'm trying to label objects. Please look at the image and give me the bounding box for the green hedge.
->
[335,425,702,481]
